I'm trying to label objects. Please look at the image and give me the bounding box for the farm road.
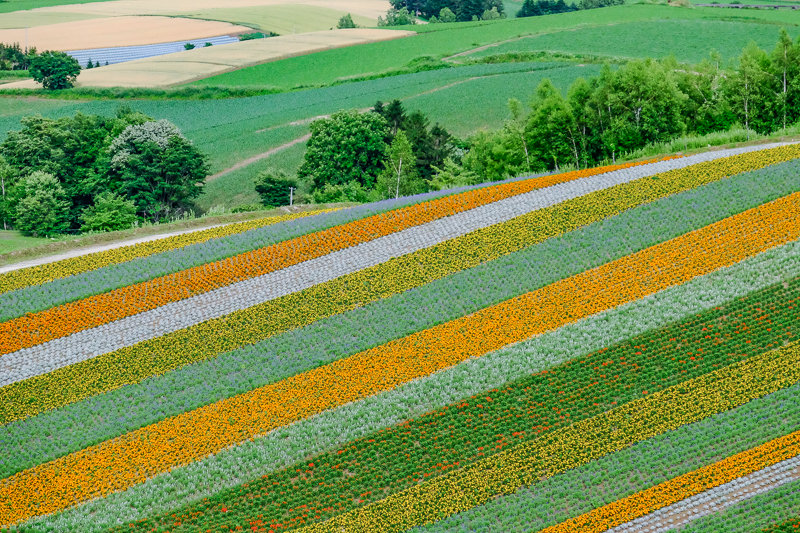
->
[208,76,489,181]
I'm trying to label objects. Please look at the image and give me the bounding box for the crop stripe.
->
[540,432,800,533]
[0,158,655,354]
[303,342,800,532]
[2,147,796,426]
[0,191,797,528]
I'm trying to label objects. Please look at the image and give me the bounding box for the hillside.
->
[1,142,800,530]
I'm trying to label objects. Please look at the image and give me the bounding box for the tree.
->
[378,7,417,25]
[255,169,297,207]
[0,156,14,230]
[769,29,800,132]
[298,110,390,192]
[184,42,196,50]
[337,13,357,28]
[727,42,771,135]
[0,110,150,227]
[378,130,420,199]
[439,7,456,21]
[79,192,137,232]
[12,171,70,236]
[430,157,478,190]
[109,120,208,221]
[29,51,81,90]
[525,79,580,170]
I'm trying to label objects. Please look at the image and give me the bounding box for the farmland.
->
[1,142,800,532]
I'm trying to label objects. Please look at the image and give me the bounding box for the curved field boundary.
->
[0,194,796,527]
[0,210,330,292]
[6,161,796,479]
[0,157,662,355]
[305,342,800,532]
[0,148,794,425]
[543,434,800,533]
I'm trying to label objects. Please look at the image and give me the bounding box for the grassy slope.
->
[0,230,52,255]
[188,4,800,90]
[177,5,376,35]
[0,0,109,14]
[464,18,798,63]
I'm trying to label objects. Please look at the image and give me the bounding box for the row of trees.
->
[1,109,209,236]
[388,0,504,21]
[443,30,800,183]
[516,0,622,17]
[267,30,800,206]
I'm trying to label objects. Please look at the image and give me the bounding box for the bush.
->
[79,192,137,232]
[254,170,297,207]
[29,51,81,90]
[311,181,378,203]
[439,7,457,21]
[184,43,196,50]
[378,7,417,26]
[12,171,71,236]
[337,13,357,28]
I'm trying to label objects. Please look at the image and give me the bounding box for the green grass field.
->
[177,5,376,35]
[0,230,51,255]
[464,19,797,63]
[186,5,800,90]
[0,0,110,14]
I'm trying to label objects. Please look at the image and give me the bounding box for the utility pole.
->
[289,186,296,206]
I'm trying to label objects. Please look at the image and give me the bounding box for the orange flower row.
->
[0,159,662,355]
[540,430,800,533]
[304,342,800,532]
[1,191,797,528]
[0,209,333,295]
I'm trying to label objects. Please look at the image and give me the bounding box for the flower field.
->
[2,143,800,532]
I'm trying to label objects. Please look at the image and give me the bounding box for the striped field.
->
[1,143,800,532]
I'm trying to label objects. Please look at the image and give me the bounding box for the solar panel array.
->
[67,35,240,67]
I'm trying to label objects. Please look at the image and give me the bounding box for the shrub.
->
[79,192,137,232]
[254,170,297,208]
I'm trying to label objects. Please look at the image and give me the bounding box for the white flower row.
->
[24,237,800,533]
[1,143,780,387]
[610,455,800,533]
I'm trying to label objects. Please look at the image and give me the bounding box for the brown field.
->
[2,28,414,89]
[30,0,390,21]
[0,16,250,51]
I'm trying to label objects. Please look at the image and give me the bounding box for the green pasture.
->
[0,230,51,255]
[176,5,376,35]
[0,0,110,14]
[463,18,798,63]
[0,10,101,29]
[0,62,591,210]
[187,4,800,90]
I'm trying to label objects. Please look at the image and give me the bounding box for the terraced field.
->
[2,143,800,531]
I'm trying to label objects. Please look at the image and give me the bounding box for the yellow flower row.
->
[1,150,797,424]
[302,341,800,533]
[0,160,648,355]
[540,430,800,533]
[0,210,330,295]
[1,192,798,528]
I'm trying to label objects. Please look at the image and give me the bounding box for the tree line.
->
[270,30,800,206]
[386,0,504,22]
[516,0,622,18]
[451,30,800,181]
[0,108,208,236]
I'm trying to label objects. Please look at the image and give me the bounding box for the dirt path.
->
[206,134,311,182]
[0,223,228,274]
